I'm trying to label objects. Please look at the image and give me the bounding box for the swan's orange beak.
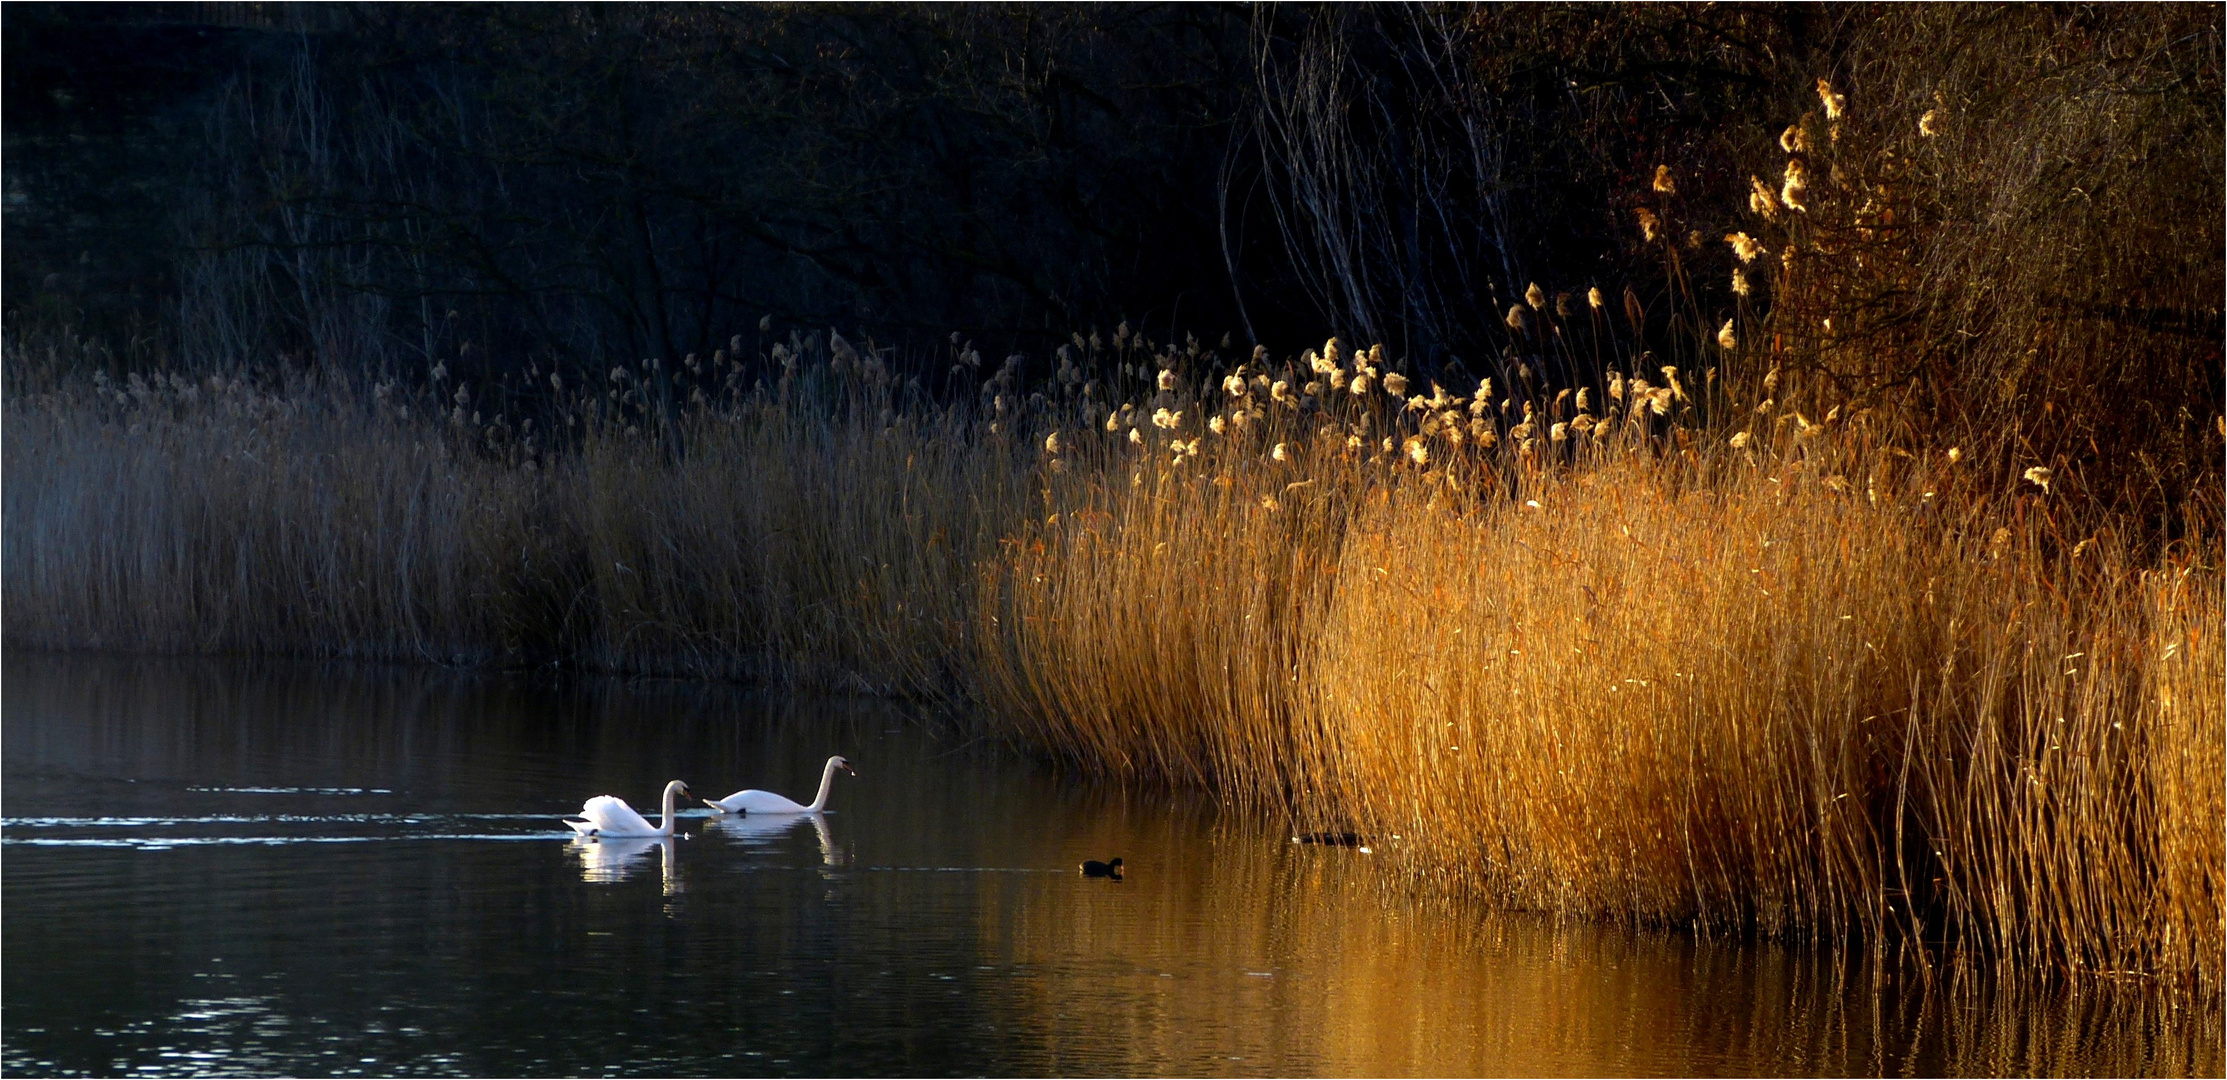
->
[841,763,857,776]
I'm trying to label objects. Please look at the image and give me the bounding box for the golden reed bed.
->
[7,331,2218,987]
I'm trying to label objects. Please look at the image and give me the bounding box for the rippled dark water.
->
[3,653,2217,1076]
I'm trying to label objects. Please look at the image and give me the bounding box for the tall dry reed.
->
[7,329,2218,985]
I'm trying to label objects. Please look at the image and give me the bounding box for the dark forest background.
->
[6,2,2222,514]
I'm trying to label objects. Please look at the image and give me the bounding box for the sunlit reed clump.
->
[6,77,2220,991]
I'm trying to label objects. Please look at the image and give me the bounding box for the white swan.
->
[705,756,854,815]
[563,780,694,837]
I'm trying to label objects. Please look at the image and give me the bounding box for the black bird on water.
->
[1080,857,1124,880]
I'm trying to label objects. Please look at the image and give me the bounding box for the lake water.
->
[3,653,2217,1076]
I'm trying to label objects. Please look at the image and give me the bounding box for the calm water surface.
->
[3,654,2217,1076]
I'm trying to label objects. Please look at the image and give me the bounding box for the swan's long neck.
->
[659,782,681,834]
[807,759,840,812]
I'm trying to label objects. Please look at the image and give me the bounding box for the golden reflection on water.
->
[970,811,2219,1076]
[5,653,2216,1077]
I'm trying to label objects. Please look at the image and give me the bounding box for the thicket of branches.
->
[5,2,2220,521]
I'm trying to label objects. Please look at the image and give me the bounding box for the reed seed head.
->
[2023,466,2054,493]
[1727,232,1765,263]
[1506,305,1528,332]
[1526,282,1547,311]
[1919,109,1940,137]
[1384,372,1409,398]
[1732,269,1751,296]
[1208,415,1226,435]
[1780,124,1807,155]
[1781,160,1809,212]
[1748,176,1780,220]
[1730,430,1752,449]
[1157,369,1178,392]
[1718,320,1738,350]
[1044,431,1063,455]
[1817,78,1846,121]
[1636,207,1662,242]
[1406,438,1429,466]
[1652,164,1676,194]
[1587,286,1605,310]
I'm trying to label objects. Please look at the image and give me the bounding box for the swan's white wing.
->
[724,789,811,814]
[573,794,658,836]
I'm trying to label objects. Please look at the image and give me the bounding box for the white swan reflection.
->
[708,809,840,865]
[568,834,677,889]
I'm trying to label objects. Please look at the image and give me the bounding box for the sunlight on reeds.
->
[6,77,2220,987]
[7,326,2218,986]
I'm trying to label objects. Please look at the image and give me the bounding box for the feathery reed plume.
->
[1781,160,1810,213]
[1816,77,1845,121]
[1652,164,1676,194]
[1505,305,1528,333]
[2023,466,2053,493]
[1587,286,1605,310]
[1526,282,1547,311]
[1383,372,1409,398]
[1717,320,1738,350]
[1726,232,1765,263]
[1748,176,1781,221]
[1636,207,1662,242]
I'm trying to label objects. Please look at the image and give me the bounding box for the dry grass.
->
[7,58,2221,983]
[8,332,2218,985]
[978,354,2223,986]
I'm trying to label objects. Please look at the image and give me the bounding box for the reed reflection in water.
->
[1,653,2214,1077]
